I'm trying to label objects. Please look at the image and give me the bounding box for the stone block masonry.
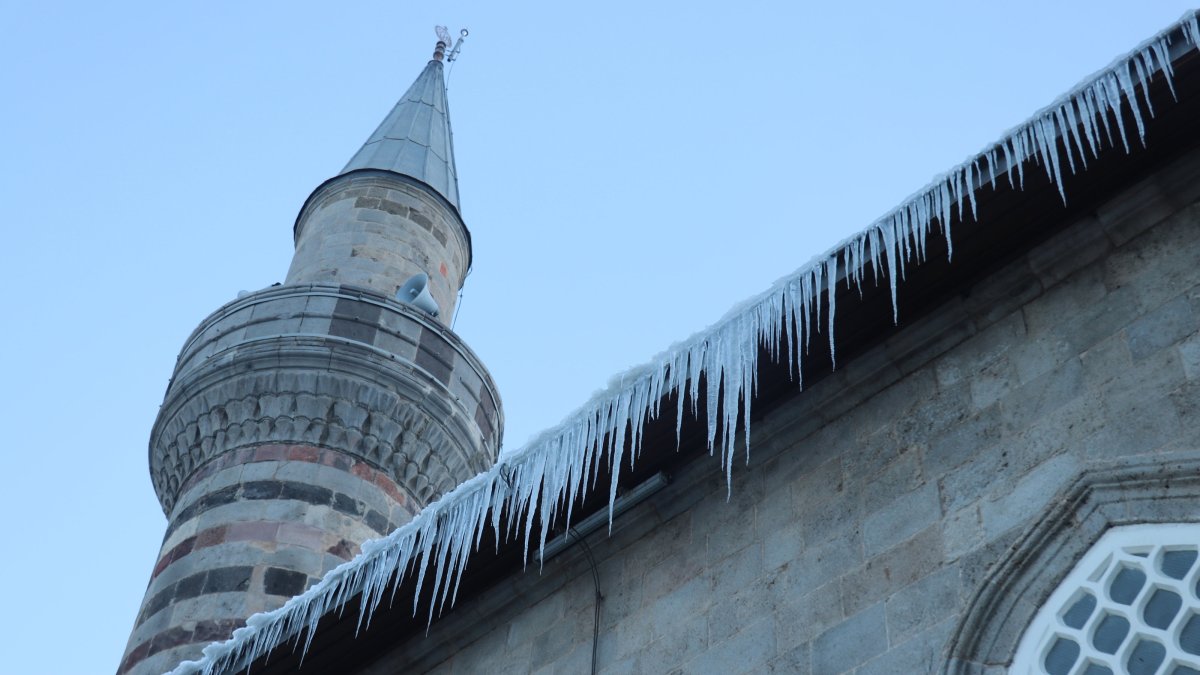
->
[119,282,502,675]
[150,283,502,514]
[286,172,471,323]
[357,141,1200,673]
[119,445,412,675]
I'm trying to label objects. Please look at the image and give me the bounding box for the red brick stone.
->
[277,522,327,550]
[148,625,193,656]
[153,538,186,576]
[372,472,407,505]
[118,640,151,674]
[195,525,227,548]
[174,535,197,557]
[254,444,288,462]
[151,551,173,579]
[287,445,320,463]
[350,461,374,480]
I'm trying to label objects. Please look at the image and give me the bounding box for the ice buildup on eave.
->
[170,11,1200,675]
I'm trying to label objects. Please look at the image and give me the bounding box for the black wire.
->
[567,528,603,675]
[451,288,463,330]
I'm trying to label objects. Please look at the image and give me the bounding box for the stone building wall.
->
[362,146,1200,674]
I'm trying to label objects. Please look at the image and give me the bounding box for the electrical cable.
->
[567,528,603,675]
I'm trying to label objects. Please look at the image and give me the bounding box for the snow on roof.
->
[170,11,1200,674]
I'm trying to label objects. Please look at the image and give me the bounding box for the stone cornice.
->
[149,285,503,515]
[170,283,496,391]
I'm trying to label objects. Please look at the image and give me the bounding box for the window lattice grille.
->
[1012,525,1200,675]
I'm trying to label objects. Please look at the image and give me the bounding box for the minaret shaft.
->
[285,170,470,320]
[120,47,501,675]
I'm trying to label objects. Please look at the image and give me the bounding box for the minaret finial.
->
[434,26,468,63]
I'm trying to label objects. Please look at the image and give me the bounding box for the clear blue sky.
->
[1,1,1195,672]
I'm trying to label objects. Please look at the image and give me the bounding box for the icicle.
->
[1101,73,1134,152]
[1134,49,1156,116]
[826,256,838,369]
[1076,91,1101,159]
[1115,62,1148,144]
[1054,107,1079,174]
[965,160,978,222]
[881,218,900,323]
[1153,40,1177,100]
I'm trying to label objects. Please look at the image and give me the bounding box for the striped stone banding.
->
[415,325,455,385]
[150,521,362,584]
[136,564,316,630]
[263,567,309,597]
[126,558,326,672]
[329,294,382,344]
[175,444,409,510]
[119,618,243,674]
[132,541,345,641]
[161,479,400,542]
[125,440,414,673]
[136,566,255,627]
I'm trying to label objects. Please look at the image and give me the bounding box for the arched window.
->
[1011,524,1200,675]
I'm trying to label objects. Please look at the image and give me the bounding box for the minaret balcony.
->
[148,282,503,516]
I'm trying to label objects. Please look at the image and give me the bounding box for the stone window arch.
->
[944,457,1200,674]
[1009,523,1200,675]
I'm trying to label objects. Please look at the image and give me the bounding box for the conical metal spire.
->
[341,57,460,211]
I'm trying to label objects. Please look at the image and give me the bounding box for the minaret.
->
[119,37,502,675]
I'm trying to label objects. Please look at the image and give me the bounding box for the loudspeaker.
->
[397,272,440,317]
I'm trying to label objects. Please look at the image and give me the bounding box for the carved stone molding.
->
[944,452,1200,674]
[149,284,503,515]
